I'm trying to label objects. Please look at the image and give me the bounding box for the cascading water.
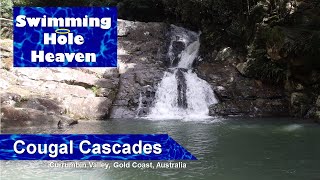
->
[147,25,218,119]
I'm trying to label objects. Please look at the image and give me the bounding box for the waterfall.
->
[147,25,218,119]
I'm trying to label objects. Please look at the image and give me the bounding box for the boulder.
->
[1,106,77,129]
[62,97,112,119]
[214,47,237,62]
[18,97,64,115]
[109,106,136,119]
[0,93,21,106]
[290,92,311,117]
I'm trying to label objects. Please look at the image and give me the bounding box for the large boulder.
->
[0,92,21,106]
[18,97,64,115]
[1,106,77,129]
[62,97,112,119]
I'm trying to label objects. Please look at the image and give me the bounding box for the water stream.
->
[147,25,217,119]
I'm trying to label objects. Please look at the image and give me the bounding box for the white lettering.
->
[16,15,26,27]
[13,140,25,154]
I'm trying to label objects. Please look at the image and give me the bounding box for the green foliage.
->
[246,58,287,83]
[245,27,287,83]
[91,86,100,97]
[258,61,286,83]
[283,30,320,69]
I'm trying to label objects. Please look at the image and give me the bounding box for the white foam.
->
[147,26,218,120]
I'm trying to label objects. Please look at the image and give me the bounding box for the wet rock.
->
[170,41,185,66]
[58,119,78,129]
[214,47,237,62]
[135,69,163,85]
[109,106,136,118]
[135,85,157,116]
[110,20,168,118]
[176,69,188,108]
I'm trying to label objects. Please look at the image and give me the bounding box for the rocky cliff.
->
[196,0,320,120]
[0,20,168,128]
[109,20,168,118]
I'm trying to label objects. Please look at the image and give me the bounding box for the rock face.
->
[195,0,320,120]
[0,65,119,121]
[196,47,289,117]
[0,19,168,128]
[110,20,168,118]
[1,106,76,129]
